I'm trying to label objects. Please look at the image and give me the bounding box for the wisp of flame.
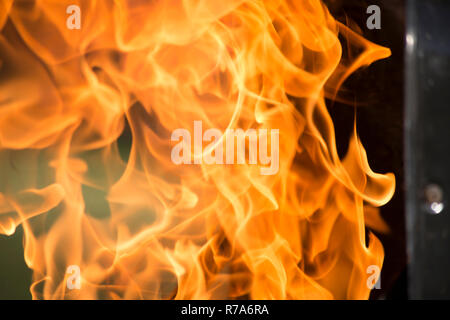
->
[0,0,395,299]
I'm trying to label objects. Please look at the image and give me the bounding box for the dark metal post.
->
[405,0,450,299]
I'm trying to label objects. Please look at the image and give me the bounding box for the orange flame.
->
[0,0,395,299]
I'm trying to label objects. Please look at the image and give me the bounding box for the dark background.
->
[325,0,406,299]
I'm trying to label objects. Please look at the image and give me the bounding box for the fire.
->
[0,0,395,299]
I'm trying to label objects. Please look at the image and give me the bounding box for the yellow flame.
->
[0,0,395,299]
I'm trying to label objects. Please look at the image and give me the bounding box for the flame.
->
[0,0,395,300]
